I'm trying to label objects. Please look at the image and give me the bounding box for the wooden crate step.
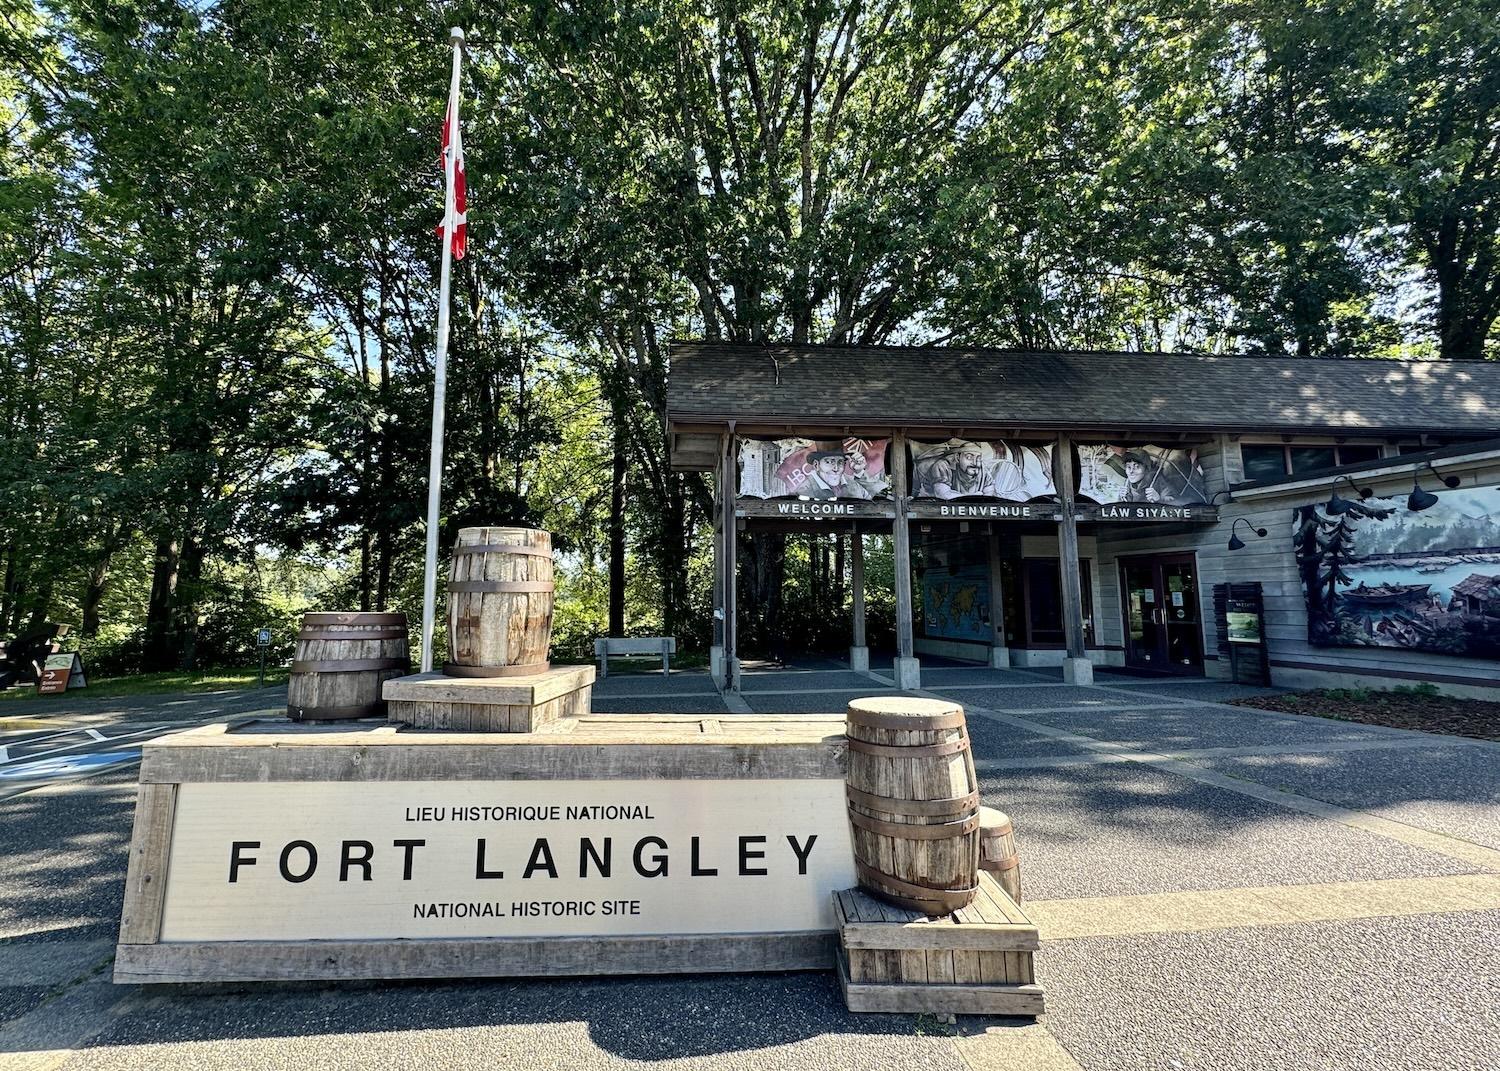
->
[833,870,1043,1016]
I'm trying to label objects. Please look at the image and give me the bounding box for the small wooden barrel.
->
[287,612,409,721]
[445,527,554,678]
[978,806,1022,904]
[845,696,980,915]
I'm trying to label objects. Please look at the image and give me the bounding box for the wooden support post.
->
[710,434,726,685]
[1053,434,1093,685]
[721,433,740,692]
[986,526,1010,669]
[849,530,868,671]
[891,433,919,689]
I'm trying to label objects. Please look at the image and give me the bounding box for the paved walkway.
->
[1,661,1495,1070]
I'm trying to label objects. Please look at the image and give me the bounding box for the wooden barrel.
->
[444,527,554,677]
[845,696,980,916]
[978,806,1022,904]
[287,612,409,721]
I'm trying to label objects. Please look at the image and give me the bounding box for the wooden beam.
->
[1054,434,1088,661]
[721,434,740,691]
[116,932,836,984]
[891,431,914,662]
[117,783,178,945]
[712,434,726,663]
[850,534,866,649]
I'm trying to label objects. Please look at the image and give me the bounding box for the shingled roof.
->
[666,343,1500,436]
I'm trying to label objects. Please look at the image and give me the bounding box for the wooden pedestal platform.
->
[833,871,1044,1016]
[383,665,593,732]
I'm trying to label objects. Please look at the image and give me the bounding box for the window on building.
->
[1288,445,1337,473]
[1335,444,1382,465]
[1010,558,1095,647]
[1240,444,1289,482]
[1240,442,1386,481]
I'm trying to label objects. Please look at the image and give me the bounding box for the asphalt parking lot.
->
[2,661,1497,1070]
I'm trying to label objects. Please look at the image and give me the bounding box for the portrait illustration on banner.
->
[1076,444,1210,505]
[1294,485,1500,660]
[909,440,1055,501]
[736,437,891,500]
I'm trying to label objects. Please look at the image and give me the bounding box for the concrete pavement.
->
[0,659,1495,1069]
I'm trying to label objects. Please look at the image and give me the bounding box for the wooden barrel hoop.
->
[845,696,981,916]
[854,861,978,914]
[442,661,552,677]
[845,784,980,816]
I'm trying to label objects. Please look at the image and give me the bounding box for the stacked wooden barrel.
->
[444,526,554,677]
[287,613,409,721]
[844,696,981,915]
[978,806,1023,903]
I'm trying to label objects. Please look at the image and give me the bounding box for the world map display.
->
[920,564,992,643]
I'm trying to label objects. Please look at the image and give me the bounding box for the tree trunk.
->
[143,533,182,671]
[608,384,628,638]
[175,536,204,670]
[659,473,686,638]
[81,528,127,638]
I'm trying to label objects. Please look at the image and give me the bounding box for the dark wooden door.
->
[1119,555,1204,675]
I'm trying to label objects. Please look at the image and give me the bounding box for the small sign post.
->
[256,628,272,687]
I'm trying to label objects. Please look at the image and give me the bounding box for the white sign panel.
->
[159,780,855,942]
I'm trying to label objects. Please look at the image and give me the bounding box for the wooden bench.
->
[594,636,676,678]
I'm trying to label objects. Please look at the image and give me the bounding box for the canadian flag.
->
[438,83,467,260]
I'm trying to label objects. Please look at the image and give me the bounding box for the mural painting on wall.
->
[909,440,1056,500]
[1076,444,1211,505]
[1294,485,1500,659]
[920,563,992,643]
[737,438,891,500]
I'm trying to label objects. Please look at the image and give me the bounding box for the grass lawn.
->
[0,666,290,702]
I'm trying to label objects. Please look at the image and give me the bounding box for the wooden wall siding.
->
[1096,456,1500,689]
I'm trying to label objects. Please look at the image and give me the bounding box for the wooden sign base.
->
[383,665,594,733]
[115,716,852,985]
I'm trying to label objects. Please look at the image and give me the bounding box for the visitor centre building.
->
[665,343,1500,700]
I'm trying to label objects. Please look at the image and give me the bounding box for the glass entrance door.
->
[1120,555,1203,674]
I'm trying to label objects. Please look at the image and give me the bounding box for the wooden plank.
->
[141,737,848,784]
[118,783,179,945]
[382,666,596,707]
[952,948,983,985]
[925,948,956,985]
[979,871,1032,926]
[115,931,836,984]
[838,921,1039,952]
[837,955,1044,1016]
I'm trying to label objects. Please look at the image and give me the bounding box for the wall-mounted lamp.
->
[1207,490,1234,506]
[1227,517,1268,551]
[1325,474,1374,516]
[1407,461,1460,512]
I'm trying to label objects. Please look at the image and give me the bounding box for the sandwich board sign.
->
[38,653,87,694]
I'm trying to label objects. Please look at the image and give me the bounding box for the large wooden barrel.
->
[287,612,409,721]
[978,806,1022,904]
[845,696,980,915]
[445,527,554,677]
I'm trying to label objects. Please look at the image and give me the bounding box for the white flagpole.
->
[420,26,465,674]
